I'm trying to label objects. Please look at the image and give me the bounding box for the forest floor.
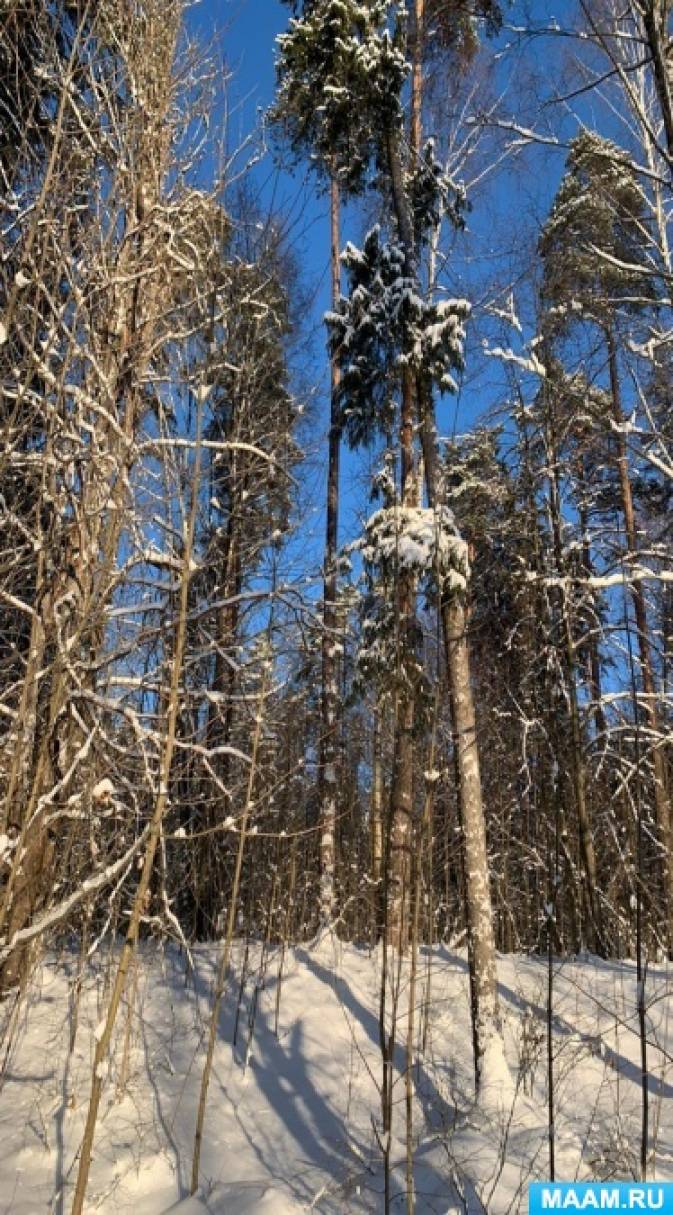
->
[1,937,672,1214]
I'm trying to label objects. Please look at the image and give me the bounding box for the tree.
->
[273,0,374,925]
[275,0,513,1085]
[540,130,673,955]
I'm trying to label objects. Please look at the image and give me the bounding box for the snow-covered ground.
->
[1,939,671,1213]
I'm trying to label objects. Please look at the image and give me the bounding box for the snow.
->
[483,341,547,378]
[487,291,523,334]
[166,1185,303,1213]
[1,946,671,1213]
[92,778,115,804]
[478,1031,517,1116]
[357,504,469,593]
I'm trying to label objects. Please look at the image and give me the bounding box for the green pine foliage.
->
[424,0,504,61]
[326,226,470,446]
[272,0,409,190]
[539,131,654,330]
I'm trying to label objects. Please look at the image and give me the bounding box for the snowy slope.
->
[0,938,671,1213]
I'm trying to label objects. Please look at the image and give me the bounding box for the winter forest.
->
[1,0,673,1211]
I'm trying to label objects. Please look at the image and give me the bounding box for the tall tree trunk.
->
[638,0,673,168]
[371,703,385,942]
[578,487,608,740]
[536,372,605,954]
[545,415,605,955]
[388,0,500,1078]
[319,172,342,926]
[387,367,416,955]
[418,394,500,1083]
[606,327,673,955]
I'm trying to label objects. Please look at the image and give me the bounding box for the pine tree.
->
[540,131,673,956]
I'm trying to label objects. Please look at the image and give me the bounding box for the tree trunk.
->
[606,327,673,955]
[385,0,500,1073]
[544,401,605,956]
[639,0,673,169]
[371,704,385,942]
[418,402,500,1083]
[387,367,417,955]
[319,172,342,926]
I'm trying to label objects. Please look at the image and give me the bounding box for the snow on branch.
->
[527,565,673,590]
[355,504,469,594]
[0,825,152,966]
[483,340,546,377]
[327,226,470,444]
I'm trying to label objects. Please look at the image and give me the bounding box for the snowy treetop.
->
[272,0,409,191]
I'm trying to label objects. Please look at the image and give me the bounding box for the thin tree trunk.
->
[606,327,673,955]
[387,365,416,955]
[191,633,273,1193]
[371,705,385,943]
[578,486,607,739]
[406,827,420,1215]
[274,843,296,1038]
[639,0,673,168]
[419,406,501,1083]
[543,375,605,956]
[319,172,342,926]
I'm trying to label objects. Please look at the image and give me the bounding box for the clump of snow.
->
[356,504,469,594]
[92,778,115,805]
[483,340,546,378]
[487,290,523,334]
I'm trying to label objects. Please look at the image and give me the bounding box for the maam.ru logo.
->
[529,1184,673,1213]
